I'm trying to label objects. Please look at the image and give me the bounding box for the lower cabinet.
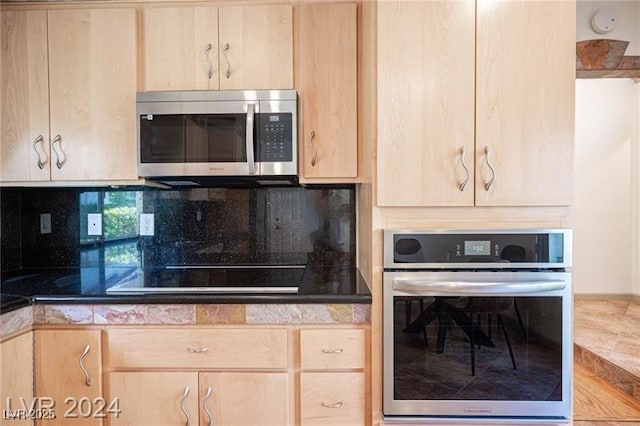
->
[300,372,365,425]
[106,327,291,426]
[1,332,34,426]
[299,329,366,425]
[34,330,102,426]
[109,371,290,426]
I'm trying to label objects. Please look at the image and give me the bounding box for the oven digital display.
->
[464,240,491,256]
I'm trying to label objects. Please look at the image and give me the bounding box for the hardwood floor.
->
[574,363,640,425]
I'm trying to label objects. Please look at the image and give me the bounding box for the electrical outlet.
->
[87,213,102,236]
[139,213,154,236]
[40,213,52,234]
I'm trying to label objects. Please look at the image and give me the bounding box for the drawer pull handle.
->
[33,135,47,169]
[79,344,92,386]
[321,401,343,408]
[186,346,209,353]
[321,348,343,354]
[459,146,469,192]
[203,386,213,426]
[484,145,496,191]
[204,43,213,80]
[180,386,191,426]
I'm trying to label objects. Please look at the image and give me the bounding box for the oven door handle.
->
[392,279,567,295]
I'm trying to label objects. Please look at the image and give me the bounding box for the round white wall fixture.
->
[591,8,617,34]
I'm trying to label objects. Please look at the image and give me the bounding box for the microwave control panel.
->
[257,113,293,162]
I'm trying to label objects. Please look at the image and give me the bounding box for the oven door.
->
[383,270,572,420]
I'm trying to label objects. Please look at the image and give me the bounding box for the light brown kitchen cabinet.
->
[218,5,293,90]
[141,4,292,92]
[106,327,291,425]
[0,11,50,182]
[377,0,575,207]
[1,332,34,426]
[474,0,575,206]
[108,372,199,426]
[297,3,357,181]
[0,8,138,183]
[299,329,366,425]
[142,7,219,91]
[34,330,102,426]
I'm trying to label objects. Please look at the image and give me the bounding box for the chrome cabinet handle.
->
[321,348,344,354]
[180,387,191,426]
[459,146,469,192]
[321,401,343,408]
[79,345,92,387]
[51,135,65,169]
[222,43,231,79]
[309,131,318,166]
[204,43,213,80]
[202,386,213,426]
[186,346,209,353]
[483,146,495,191]
[33,135,47,169]
[246,103,256,174]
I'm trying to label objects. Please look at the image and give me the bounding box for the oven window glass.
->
[393,296,563,401]
[140,114,247,163]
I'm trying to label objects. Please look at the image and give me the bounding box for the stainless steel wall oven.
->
[383,229,572,423]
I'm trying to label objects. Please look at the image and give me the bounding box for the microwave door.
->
[138,100,255,177]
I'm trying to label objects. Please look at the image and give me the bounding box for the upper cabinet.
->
[1,10,50,182]
[377,0,575,207]
[377,1,475,206]
[297,2,358,182]
[0,8,138,183]
[474,0,575,206]
[142,6,220,91]
[141,4,293,92]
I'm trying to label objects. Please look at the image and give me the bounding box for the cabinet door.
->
[47,8,137,181]
[298,3,357,180]
[142,7,219,91]
[34,330,102,426]
[0,10,50,182]
[377,1,475,206]
[300,372,364,426]
[218,5,293,90]
[475,0,575,206]
[109,372,199,426]
[199,372,290,425]
[1,332,34,426]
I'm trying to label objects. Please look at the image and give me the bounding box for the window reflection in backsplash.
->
[0,186,355,273]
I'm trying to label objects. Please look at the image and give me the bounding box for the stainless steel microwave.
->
[137,90,297,183]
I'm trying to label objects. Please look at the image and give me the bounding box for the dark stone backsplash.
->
[1,186,355,274]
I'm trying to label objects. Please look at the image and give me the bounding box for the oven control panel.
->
[385,230,572,268]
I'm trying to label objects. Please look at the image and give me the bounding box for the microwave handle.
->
[246,103,256,174]
[392,279,567,295]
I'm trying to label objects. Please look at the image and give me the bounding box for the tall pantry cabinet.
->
[376,0,576,207]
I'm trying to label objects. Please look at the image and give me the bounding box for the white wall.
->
[574,1,640,296]
[574,79,638,294]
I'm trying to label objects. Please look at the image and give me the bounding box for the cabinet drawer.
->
[300,329,365,370]
[300,372,364,425]
[107,328,287,369]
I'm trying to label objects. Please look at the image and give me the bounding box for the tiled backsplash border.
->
[1,303,371,339]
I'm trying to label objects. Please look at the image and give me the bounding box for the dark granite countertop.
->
[0,265,371,314]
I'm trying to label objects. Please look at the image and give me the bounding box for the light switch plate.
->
[40,213,52,234]
[139,213,154,236]
[87,213,102,236]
